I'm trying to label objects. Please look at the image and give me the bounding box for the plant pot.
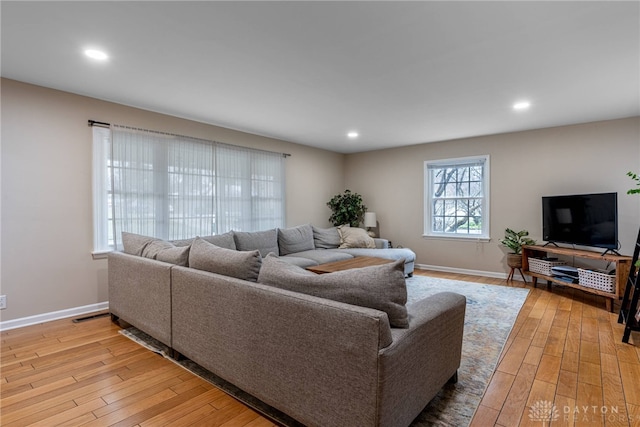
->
[507,253,523,269]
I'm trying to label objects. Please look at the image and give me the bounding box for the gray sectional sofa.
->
[108,225,466,427]
[157,224,415,276]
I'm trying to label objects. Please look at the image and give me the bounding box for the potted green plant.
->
[500,228,536,268]
[627,171,640,195]
[327,189,367,227]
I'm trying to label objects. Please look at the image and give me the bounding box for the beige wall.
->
[345,117,640,276]
[2,77,638,323]
[0,78,344,322]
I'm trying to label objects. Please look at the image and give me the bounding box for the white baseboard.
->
[415,263,527,282]
[0,302,109,331]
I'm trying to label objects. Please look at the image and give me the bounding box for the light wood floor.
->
[2,270,640,426]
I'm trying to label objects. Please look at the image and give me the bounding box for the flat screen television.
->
[542,192,618,252]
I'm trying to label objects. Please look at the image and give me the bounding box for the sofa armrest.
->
[373,238,389,249]
[377,291,466,427]
[108,251,173,347]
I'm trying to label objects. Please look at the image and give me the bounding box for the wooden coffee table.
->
[306,256,394,274]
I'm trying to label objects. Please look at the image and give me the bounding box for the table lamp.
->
[364,212,377,237]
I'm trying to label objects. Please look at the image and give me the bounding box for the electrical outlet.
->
[0,295,6,310]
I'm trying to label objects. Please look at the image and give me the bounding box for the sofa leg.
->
[448,371,458,384]
[170,348,184,361]
[110,313,120,324]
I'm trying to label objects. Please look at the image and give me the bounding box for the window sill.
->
[422,234,491,243]
[91,251,111,260]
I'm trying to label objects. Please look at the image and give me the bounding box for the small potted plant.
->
[500,228,536,268]
[327,189,367,227]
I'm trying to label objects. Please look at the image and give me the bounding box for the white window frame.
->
[423,155,490,241]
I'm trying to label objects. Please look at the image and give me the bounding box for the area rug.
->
[119,276,529,427]
[405,276,529,426]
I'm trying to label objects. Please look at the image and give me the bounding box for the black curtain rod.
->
[87,119,291,157]
[88,120,110,128]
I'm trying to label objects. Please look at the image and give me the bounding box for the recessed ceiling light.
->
[513,101,531,111]
[84,49,109,60]
[347,131,359,139]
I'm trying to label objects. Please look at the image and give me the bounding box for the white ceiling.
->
[2,1,639,153]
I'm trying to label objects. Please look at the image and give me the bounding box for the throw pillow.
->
[142,239,190,266]
[337,226,376,249]
[278,224,315,256]
[312,226,341,249]
[121,232,156,256]
[233,229,279,257]
[202,232,237,250]
[189,237,262,282]
[258,254,408,328]
[171,231,237,250]
[121,232,190,265]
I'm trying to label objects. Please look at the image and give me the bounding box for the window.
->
[424,155,490,240]
[92,125,285,253]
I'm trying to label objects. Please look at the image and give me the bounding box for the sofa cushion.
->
[278,255,319,268]
[312,226,341,249]
[171,232,236,250]
[336,248,416,263]
[142,239,190,266]
[278,224,315,256]
[286,249,354,265]
[258,254,409,328]
[121,232,156,256]
[233,229,279,257]
[189,237,262,282]
[337,226,376,249]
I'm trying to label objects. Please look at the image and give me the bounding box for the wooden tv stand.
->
[522,245,632,312]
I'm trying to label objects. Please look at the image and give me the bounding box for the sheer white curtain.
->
[92,126,112,252]
[167,137,216,239]
[216,144,285,233]
[111,127,164,240]
[92,125,285,253]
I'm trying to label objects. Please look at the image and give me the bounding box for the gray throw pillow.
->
[312,226,341,249]
[202,232,237,250]
[121,232,190,266]
[142,239,190,266]
[121,232,156,256]
[278,224,315,256]
[171,231,237,250]
[258,254,409,328]
[233,229,279,257]
[189,237,262,282]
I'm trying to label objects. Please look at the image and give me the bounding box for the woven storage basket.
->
[528,258,566,276]
[578,269,615,293]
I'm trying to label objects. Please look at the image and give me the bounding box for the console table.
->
[522,245,632,312]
